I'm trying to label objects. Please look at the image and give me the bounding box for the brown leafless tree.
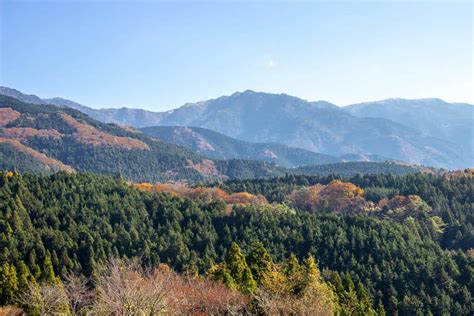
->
[62,272,94,315]
[90,259,172,315]
[16,282,69,315]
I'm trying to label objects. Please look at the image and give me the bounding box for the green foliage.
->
[211,242,257,293]
[0,95,286,183]
[246,241,274,285]
[216,172,473,251]
[0,171,472,315]
[0,262,19,304]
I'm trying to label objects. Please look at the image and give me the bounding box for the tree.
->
[356,281,375,315]
[41,255,59,284]
[0,262,18,304]
[224,243,256,293]
[246,241,274,285]
[63,272,94,316]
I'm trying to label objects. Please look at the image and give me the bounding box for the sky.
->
[1,0,472,111]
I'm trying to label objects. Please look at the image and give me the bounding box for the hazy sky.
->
[1,0,472,111]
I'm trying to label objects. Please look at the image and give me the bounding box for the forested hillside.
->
[2,87,472,169]
[216,171,473,251]
[0,95,288,182]
[0,171,472,314]
[141,125,340,167]
[149,91,470,169]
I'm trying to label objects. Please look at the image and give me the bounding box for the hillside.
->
[141,126,340,167]
[156,91,469,169]
[0,87,166,127]
[0,95,286,182]
[1,171,471,314]
[2,87,471,169]
[344,98,473,150]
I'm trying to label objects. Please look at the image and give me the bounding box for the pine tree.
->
[224,242,256,292]
[356,280,375,315]
[283,253,301,276]
[246,241,274,285]
[42,254,59,283]
[17,260,35,291]
[304,255,320,281]
[0,262,19,304]
[377,298,386,316]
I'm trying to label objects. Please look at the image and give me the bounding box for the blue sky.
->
[1,0,472,111]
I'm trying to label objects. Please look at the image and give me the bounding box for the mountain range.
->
[1,86,472,169]
[0,95,291,182]
[141,125,393,168]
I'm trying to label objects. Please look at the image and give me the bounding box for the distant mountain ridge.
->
[1,86,472,169]
[0,95,291,182]
[344,98,474,152]
[0,87,166,127]
[141,125,341,167]
[141,126,396,168]
[153,90,470,169]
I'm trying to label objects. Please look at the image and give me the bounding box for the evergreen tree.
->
[356,280,375,315]
[41,255,59,284]
[224,242,256,292]
[246,241,274,285]
[377,298,386,316]
[0,262,18,304]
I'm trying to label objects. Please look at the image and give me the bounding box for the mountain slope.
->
[156,91,469,169]
[2,87,471,169]
[0,86,166,127]
[141,126,340,167]
[344,98,473,153]
[0,95,287,182]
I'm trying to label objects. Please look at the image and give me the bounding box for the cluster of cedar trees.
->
[0,171,472,314]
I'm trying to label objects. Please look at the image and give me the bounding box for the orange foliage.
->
[0,137,74,173]
[378,194,431,214]
[134,182,267,209]
[186,159,226,179]
[288,184,323,212]
[1,127,63,142]
[288,180,366,214]
[444,168,474,179]
[60,113,149,150]
[0,306,24,316]
[0,108,21,126]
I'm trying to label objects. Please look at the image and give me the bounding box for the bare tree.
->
[90,259,171,315]
[16,282,69,315]
[62,272,94,315]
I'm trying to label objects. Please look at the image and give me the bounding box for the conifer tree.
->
[42,254,59,284]
[246,241,274,285]
[377,298,387,316]
[223,242,256,292]
[356,280,375,315]
[0,262,19,304]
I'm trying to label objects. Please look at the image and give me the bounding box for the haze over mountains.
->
[141,125,342,168]
[1,86,472,169]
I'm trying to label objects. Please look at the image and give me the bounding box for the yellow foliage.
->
[134,182,267,207]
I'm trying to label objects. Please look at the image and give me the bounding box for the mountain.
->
[344,98,474,153]
[0,87,166,127]
[0,95,287,182]
[141,125,340,167]
[155,91,470,169]
[2,87,471,169]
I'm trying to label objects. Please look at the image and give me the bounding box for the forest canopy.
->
[0,171,472,314]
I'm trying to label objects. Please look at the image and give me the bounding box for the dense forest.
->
[1,171,472,314]
[214,171,473,251]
